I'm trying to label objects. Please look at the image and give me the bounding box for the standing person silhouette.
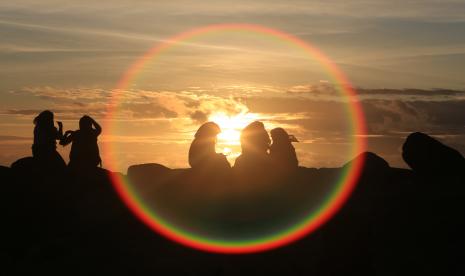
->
[188,122,230,171]
[234,121,271,172]
[32,110,66,169]
[269,127,298,171]
[60,115,102,170]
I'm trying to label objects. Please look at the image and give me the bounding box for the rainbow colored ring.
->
[104,23,367,254]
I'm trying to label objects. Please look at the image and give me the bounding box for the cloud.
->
[0,135,30,141]
[285,83,465,101]
[119,102,178,119]
[357,88,465,96]
[5,87,251,124]
[189,110,209,124]
[2,1,465,21]
[2,85,464,170]
[2,0,465,93]
[362,99,465,135]
[3,109,46,115]
[287,81,338,95]
[241,88,465,167]
[15,85,461,138]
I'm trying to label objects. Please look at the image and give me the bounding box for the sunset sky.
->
[1,1,465,172]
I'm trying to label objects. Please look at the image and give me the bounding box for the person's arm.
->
[90,117,102,136]
[59,130,74,146]
[56,121,64,140]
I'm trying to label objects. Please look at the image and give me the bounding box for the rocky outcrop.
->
[403,132,465,177]
[2,133,464,275]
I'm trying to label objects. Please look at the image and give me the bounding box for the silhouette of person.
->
[188,122,230,171]
[60,115,102,170]
[270,127,299,171]
[32,110,66,169]
[234,121,271,172]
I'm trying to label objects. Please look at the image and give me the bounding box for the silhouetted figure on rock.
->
[60,115,102,170]
[32,110,66,169]
[270,127,298,171]
[234,121,271,172]
[188,122,230,171]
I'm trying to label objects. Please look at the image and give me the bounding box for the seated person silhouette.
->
[188,122,230,171]
[270,127,299,171]
[60,115,102,170]
[32,110,66,169]
[234,121,271,173]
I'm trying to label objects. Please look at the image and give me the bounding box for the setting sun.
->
[208,112,261,144]
[208,112,261,156]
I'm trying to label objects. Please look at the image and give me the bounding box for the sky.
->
[1,0,464,172]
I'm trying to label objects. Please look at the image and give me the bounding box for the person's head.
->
[270,127,298,145]
[194,122,221,142]
[270,128,290,145]
[79,115,93,131]
[33,110,54,128]
[240,121,270,155]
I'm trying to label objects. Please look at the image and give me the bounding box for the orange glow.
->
[208,112,261,146]
[106,23,366,254]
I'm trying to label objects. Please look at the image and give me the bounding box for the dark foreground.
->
[1,132,464,275]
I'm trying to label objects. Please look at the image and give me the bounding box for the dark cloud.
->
[356,88,465,96]
[245,96,335,113]
[412,100,465,128]
[189,110,209,124]
[245,91,465,136]
[182,97,201,109]
[244,93,465,167]
[362,99,465,135]
[287,82,338,95]
[121,102,178,119]
[284,85,465,102]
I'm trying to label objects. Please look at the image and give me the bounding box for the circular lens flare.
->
[104,23,366,254]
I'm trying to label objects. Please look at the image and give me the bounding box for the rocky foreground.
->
[1,132,464,275]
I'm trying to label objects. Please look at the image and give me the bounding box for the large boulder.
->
[127,163,171,178]
[402,132,465,177]
[10,156,36,172]
[0,165,10,178]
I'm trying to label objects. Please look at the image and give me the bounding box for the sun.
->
[208,112,260,155]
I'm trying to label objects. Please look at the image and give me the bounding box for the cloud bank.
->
[1,85,464,171]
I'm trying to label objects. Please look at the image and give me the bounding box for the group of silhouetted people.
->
[31,110,297,173]
[189,121,298,173]
[32,110,102,171]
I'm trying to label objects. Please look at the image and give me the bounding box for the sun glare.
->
[208,112,260,147]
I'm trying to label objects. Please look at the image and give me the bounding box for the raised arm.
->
[90,117,102,135]
[56,121,64,140]
[60,130,75,146]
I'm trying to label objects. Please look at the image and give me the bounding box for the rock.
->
[0,165,10,177]
[344,151,390,173]
[3,133,465,275]
[128,163,170,175]
[402,132,465,177]
[127,163,170,181]
[10,156,36,172]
